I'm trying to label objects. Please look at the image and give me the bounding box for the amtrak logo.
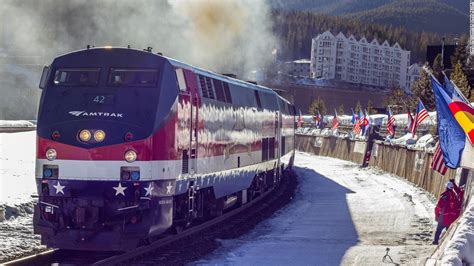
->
[69,111,124,118]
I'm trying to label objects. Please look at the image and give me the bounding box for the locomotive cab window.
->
[108,69,159,87]
[53,68,100,86]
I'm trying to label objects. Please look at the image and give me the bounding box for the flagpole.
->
[442,71,473,107]
[422,66,472,107]
[422,66,440,84]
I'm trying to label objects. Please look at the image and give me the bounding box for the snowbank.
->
[0,120,36,128]
[301,111,436,131]
[414,134,435,150]
[0,131,37,221]
[441,199,474,265]
[0,131,44,262]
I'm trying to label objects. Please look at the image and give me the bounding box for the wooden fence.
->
[369,141,455,199]
[296,134,454,199]
[296,134,366,165]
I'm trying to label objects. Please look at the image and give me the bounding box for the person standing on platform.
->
[450,178,465,218]
[432,181,462,245]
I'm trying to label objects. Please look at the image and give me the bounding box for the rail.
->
[5,170,296,265]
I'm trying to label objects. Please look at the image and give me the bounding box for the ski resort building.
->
[407,63,421,91]
[280,59,311,77]
[310,31,411,90]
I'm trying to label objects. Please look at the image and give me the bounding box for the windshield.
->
[53,68,101,86]
[38,67,161,131]
[108,69,159,87]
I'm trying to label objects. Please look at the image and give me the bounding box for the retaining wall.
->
[295,134,366,165]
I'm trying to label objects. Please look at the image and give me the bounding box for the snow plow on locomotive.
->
[33,47,295,251]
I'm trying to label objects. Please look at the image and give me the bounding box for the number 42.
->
[93,96,105,104]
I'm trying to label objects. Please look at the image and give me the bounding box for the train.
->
[33,46,296,251]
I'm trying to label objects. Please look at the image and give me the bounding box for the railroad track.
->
[5,170,297,265]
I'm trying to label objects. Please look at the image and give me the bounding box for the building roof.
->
[292,59,311,64]
[313,31,409,51]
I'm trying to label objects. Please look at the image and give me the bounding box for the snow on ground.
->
[194,152,437,265]
[0,131,44,262]
[0,131,37,207]
[0,120,35,128]
[441,198,474,265]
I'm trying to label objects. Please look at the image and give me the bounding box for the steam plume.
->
[0,0,277,119]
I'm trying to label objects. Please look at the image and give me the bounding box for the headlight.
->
[94,130,106,142]
[79,130,91,142]
[124,150,137,163]
[46,148,57,161]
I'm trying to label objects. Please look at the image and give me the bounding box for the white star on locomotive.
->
[53,181,65,195]
[144,182,154,197]
[113,182,127,196]
[166,182,173,194]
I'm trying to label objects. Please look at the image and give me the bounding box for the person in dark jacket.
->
[432,180,462,245]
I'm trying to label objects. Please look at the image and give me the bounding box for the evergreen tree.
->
[383,86,415,114]
[355,101,362,113]
[432,53,443,81]
[308,96,327,116]
[450,61,471,99]
[466,55,474,102]
[451,37,469,70]
[272,10,465,64]
[367,100,376,114]
[337,104,345,115]
[411,63,435,110]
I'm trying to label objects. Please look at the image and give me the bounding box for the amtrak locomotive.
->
[34,47,295,250]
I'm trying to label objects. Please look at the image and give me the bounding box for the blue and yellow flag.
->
[431,77,465,168]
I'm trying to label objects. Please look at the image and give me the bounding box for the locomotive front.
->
[34,47,179,250]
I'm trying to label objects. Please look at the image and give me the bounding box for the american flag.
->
[431,141,448,175]
[331,109,339,130]
[386,106,395,136]
[353,122,361,134]
[353,110,364,135]
[313,111,322,128]
[410,99,429,137]
[297,109,302,128]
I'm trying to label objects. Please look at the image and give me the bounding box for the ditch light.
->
[121,166,140,181]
